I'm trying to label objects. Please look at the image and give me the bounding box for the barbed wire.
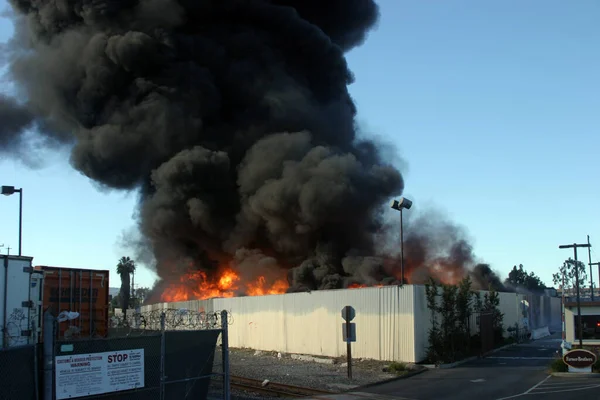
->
[109,308,234,333]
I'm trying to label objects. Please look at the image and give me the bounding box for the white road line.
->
[527,384,600,394]
[496,376,600,399]
[495,375,551,400]
[537,382,595,387]
[523,375,552,394]
[487,357,554,360]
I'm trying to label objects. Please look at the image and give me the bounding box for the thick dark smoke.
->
[0,95,34,153]
[2,0,503,300]
[400,212,505,290]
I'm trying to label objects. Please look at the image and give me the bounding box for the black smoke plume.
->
[2,0,503,301]
[0,95,34,153]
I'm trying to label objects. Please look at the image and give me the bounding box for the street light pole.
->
[559,242,591,348]
[391,197,413,285]
[587,235,594,301]
[400,208,404,285]
[1,186,23,256]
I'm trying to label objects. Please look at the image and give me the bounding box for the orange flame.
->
[348,283,385,289]
[348,283,367,289]
[161,267,289,302]
[246,276,289,296]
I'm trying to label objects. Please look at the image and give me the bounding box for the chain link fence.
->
[0,344,39,400]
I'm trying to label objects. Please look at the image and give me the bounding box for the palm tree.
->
[116,256,136,318]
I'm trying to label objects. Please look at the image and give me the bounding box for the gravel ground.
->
[209,346,408,396]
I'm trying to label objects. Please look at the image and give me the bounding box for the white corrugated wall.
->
[549,297,562,331]
[498,292,522,328]
[212,285,417,362]
[139,286,560,363]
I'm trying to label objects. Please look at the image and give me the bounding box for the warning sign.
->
[55,349,144,399]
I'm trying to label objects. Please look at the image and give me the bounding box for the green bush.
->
[504,336,516,345]
[593,359,600,373]
[388,362,407,374]
[549,358,568,373]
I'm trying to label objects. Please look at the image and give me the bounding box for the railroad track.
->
[230,375,336,397]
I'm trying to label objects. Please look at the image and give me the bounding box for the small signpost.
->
[341,306,356,379]
[563,349,597,373]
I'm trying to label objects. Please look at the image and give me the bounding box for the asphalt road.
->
[348,334,600,400]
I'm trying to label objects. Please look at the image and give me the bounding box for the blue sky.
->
[1,0,599,289]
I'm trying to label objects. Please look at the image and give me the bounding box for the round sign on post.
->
[341,306,355,322]
[563,349,597,369]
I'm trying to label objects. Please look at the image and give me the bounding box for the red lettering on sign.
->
[107,353,129,363]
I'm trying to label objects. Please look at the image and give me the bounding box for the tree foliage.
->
[482,286,505,343]
[111,286,149,310]
[504,264,546,291]
[116,256,136,317]
[425,276,482,364]
[552,258,587,291]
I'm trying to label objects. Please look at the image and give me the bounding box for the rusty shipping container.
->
[36,266,109,341]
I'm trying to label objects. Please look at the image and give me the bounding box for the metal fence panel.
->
[54,335,162,400]
[163,330,221,399]
[0,344,38,400]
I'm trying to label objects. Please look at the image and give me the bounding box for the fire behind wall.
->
[1,0,504,303]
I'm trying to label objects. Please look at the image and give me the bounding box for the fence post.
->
[160,312,166,400]
[221,310,230,400]
[33,320,39,400]
[43,310,54,400]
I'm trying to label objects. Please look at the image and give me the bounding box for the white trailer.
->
[0,255,44,348]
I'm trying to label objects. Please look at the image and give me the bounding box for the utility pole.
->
[559,242,591,347]
[588,235,594,301]
[590,262,600,301]
[132,270,135,310]
[561,263,566,341]
[6,247,10,256]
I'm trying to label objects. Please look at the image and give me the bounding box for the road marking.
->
[471,379,485,383]
[523,375,552,394]
[495,375,600,399]
[496,375,551,399]
[487,356,554,360]
[528,384,600,394]
[540,381,597,386]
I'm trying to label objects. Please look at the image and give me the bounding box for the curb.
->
[437,356,478,369]
[485,342,517,356]
[551,372,600,378]
[422,342,518,370]
[345,368,427,392]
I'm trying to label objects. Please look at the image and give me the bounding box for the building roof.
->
[0,254,34,262]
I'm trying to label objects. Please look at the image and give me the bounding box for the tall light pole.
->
[587,235,594,301]
[391,197,413,285]
[559,242,591,347]
[2,186,23,256]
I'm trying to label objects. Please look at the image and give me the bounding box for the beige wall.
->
[142,285,419,362]
[212,285,417,362]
